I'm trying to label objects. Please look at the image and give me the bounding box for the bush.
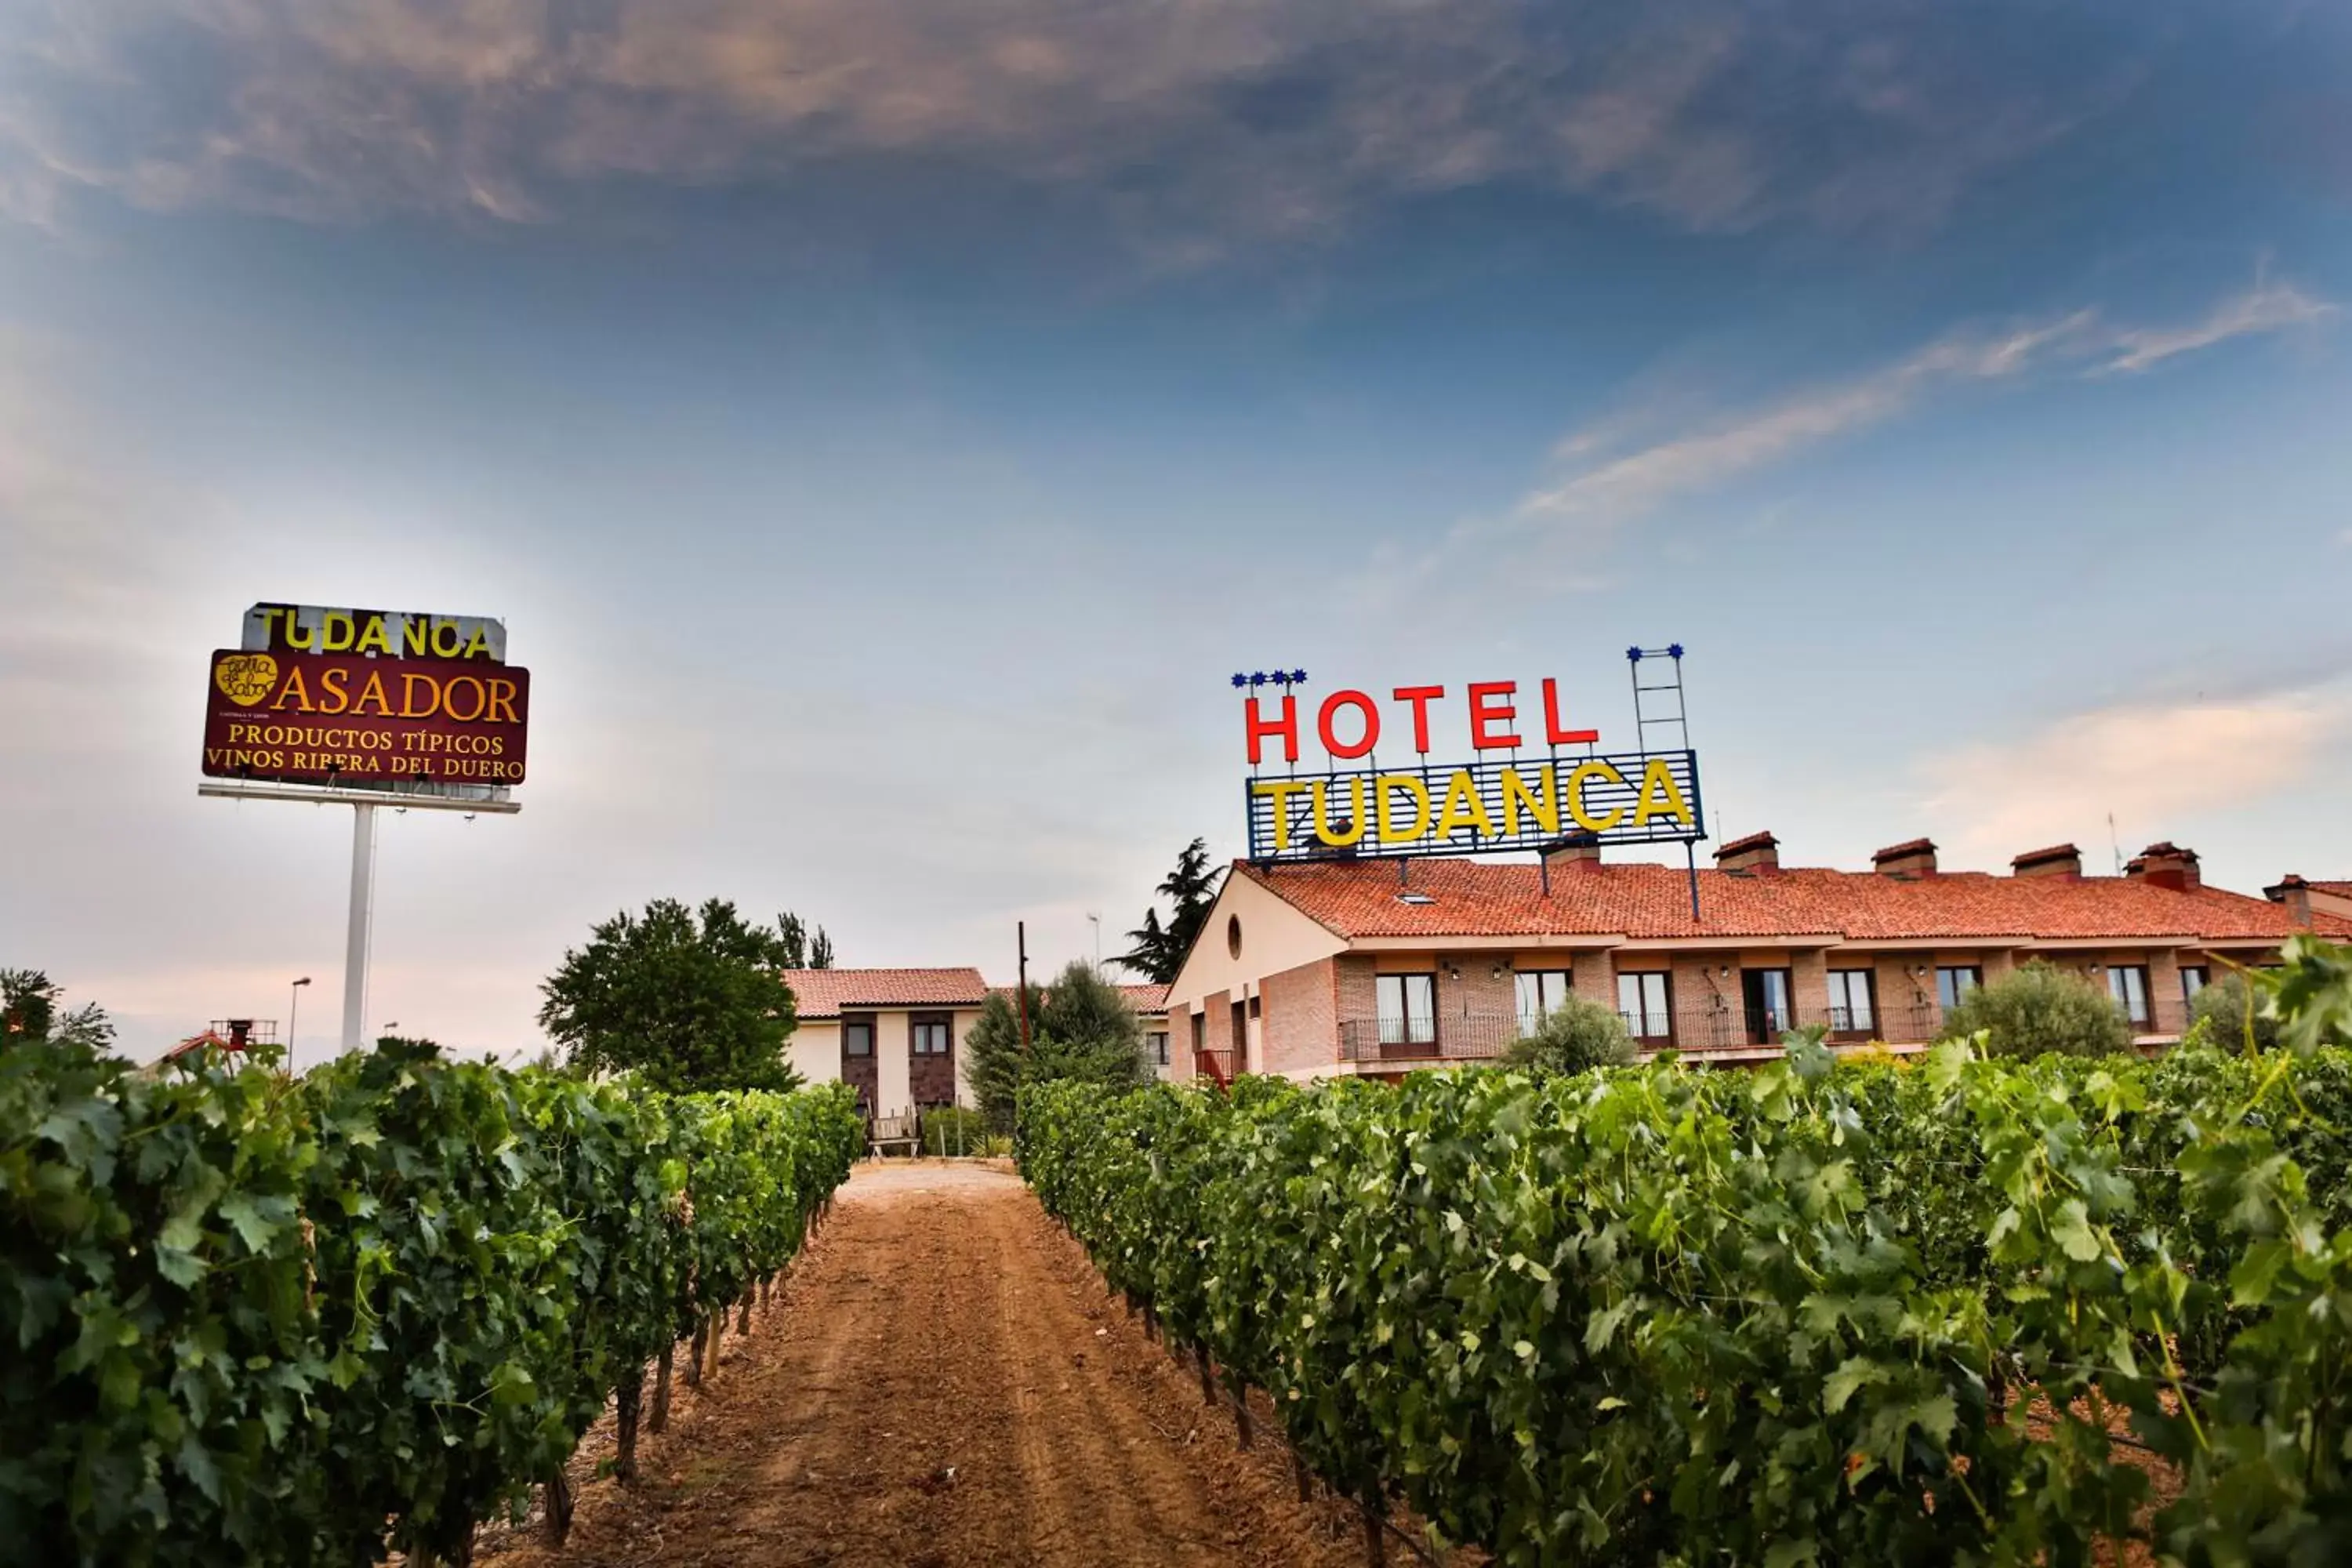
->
[919,1105,988,1156]
[2188,972,2282,1054]
[1940,960,2134,1058]
[1500,994,1635,1074]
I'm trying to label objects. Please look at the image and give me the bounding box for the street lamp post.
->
[289,977,312,1069]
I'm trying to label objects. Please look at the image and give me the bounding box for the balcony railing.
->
[1632,993,2194,1056]
[1338,1016,1521,1064]
[1192,1047,1236,1086]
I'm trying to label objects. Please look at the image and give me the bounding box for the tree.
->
[1939,960,2134,1059]
[2186,972,2282,1055]
[965,961,1149,1130]
[1,969,113,1052]
[1501,995,1635,1075]
[775,912,836,971]
[1119,838,1221,984]
[964,984,1044,1132]
[537,898,804,1092]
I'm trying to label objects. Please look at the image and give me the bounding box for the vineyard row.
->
[1022,949,2352,1567]
[3,1036,866,1568]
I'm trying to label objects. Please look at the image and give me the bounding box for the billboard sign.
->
[1237,670,1703,863]
[241,603,507,664]
[201,649,530,787]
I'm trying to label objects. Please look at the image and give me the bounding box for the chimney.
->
[1871,837,1938,880]
[2011,843,2082,879]
[2268,873,2314,927]
[2135,841,2201,892]
[1542,831,1602,877]
[1713,830,1780,874]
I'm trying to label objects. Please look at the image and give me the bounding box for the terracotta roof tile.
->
[780,967,989,1018]
[1240,857,2352,944]
[1119,983,1172,1012]
[987,981,1171,1013]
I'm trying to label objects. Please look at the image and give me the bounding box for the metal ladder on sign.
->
[1625,644,1692,755]
[1625,644,1704,920]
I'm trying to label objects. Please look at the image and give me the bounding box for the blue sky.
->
[3,0,2348,1063]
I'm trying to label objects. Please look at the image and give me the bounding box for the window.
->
[1515,968,1573,1033]
[1248,994,1262,1019]
[910,1014,952,1055]
[1148,1031,1170,1066]
[1826,969,1877,1034]
[2107,965,2152,1028]
[1617,972,1671,1040]
[1936,966,1982,1013]
[1741,968,1794,1044]
[844,1018,874,1058]
[1191,1011,1206,1053]
[2180,966,2209,1002]
[1376,973,1437,1044]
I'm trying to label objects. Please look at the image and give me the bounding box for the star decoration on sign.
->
[1232,668,1311,691]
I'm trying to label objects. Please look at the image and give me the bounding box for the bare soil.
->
[477,1160,1403,1568]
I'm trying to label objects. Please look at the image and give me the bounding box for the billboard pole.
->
[340,803,376,1054]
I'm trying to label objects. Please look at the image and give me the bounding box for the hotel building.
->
[1160,835,2352,1083]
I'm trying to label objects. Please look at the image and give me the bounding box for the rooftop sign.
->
[1236,657,1704,863]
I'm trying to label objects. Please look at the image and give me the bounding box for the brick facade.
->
[1334,954,1377,1022]
[1261,959,1337,1076]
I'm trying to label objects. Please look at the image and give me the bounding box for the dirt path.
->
[480,1160,1382,1568]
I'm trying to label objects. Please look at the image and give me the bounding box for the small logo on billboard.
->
[214,653,278,706]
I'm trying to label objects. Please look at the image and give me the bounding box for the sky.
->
[3,0,2349,1067]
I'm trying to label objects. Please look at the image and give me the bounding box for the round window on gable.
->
[1226,914,1243,958]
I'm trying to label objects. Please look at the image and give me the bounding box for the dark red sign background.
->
[201,650,531,787]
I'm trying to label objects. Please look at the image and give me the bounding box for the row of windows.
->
[1363,959,2209,1049]
[841,1014,954,1058]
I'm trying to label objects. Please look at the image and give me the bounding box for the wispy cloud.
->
[1522,312,2099,521]
[0,0,2152,248]
[1521,279,2336,527]
[1920,686,2349,866]
[2099,279,2339,374]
